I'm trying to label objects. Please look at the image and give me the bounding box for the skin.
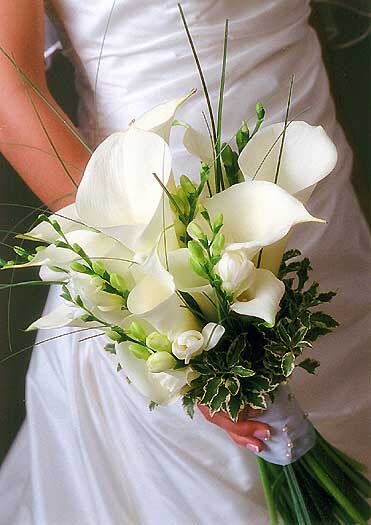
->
[0,0,271,450]
[0,0,90,211]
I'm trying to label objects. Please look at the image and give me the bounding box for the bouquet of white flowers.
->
[1,7,370,524]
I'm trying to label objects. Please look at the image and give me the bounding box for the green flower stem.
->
[256,458,279,525]
[303,453,369,524]
[316,433,371,498]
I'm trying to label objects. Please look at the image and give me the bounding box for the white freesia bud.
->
[217,250,255,296]
[172,322,225,364]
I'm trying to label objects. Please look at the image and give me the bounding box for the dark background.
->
[0,2,370,464]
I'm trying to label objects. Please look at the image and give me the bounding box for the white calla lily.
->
[132,89,196,142]
[116,341,197,405]
[167,248,218,321]
[127,250,200,339]
[231,268,285,326]
[197,181,324,258]
[238,121,338,203]
[76,128,172,229]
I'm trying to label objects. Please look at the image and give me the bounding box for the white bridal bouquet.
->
[1,8,370,525]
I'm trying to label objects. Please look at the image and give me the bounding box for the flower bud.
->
[147,352,176,373]
[211,232,225,257]
[110,273,127,293]
[128,343,151,361]
[172,330,204,364]
[70,261,91,274]
[188,222,205,241]
[188,240,206,264]
[236,121,250,153]
[217,250,255,295]
[190,258,208,279]
[180,175,196,196]
[129,321,147,343]
[213,213,223,232]
[146,332,172,353]
[256,102,265,121]
[92,261,106,277]
[107,330,122,342]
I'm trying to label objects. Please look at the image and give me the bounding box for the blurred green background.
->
[0,1,370,464]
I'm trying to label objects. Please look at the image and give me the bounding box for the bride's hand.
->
[198,405,271,453]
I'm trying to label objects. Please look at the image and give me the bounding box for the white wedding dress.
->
[1,1,370,524]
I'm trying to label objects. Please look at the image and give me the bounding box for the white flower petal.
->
[238,121,338,202]
[133,90,195,142]
[116,341,188,405]
[27,303,77,330]
[183,126,213,164]
[168,248,208,290]
[76,128,172,228]
[231,268,285,326]
[202,181,324,254]
[27,204,83,243]
[202,322,225,351]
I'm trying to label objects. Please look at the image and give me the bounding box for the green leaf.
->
[226,334,248,368]
[149,401,159,412]
[225,377,240,396]
[245,392,267,410]
[104,343,115,354]
[282,352,295,377]
[182,395,196,418]
[245,375,271,393]
[298,358,320,374]
[201,376,223,404]
[210,385,230,415]
[230,366,255,378]
[310,312,339,328]
[277,323,291,347]
[226,396,243,421]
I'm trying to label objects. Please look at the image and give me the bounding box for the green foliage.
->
[183,250,338,420]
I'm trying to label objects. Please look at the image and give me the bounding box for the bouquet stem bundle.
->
[258,432,371,525]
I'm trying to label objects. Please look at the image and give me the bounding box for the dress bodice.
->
[47,0,335,174]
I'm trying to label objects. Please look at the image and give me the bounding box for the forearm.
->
[0,79,90,211]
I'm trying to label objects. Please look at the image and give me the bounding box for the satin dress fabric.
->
[1,1,371,524]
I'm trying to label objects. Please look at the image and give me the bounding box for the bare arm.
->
[0,0,90,211]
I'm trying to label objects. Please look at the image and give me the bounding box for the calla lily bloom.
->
[76,128,172,230]
[190,180,324,260]
[132,90,196,142]
[116,340,198,405]
[127,249,200,339]
[238,121,338,203]
[230,268,285,327]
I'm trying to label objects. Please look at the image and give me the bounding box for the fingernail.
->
[253,429,271,441]
[246,443,260,454]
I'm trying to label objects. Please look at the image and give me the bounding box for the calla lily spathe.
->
[238,121,338,203]
[116,340,197,405]
[231,268,285,327]
[132,90,196,142]
[190,180,324,259]
[76,128,172,229]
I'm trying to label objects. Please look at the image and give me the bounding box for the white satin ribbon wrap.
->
[255,385,316,466]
